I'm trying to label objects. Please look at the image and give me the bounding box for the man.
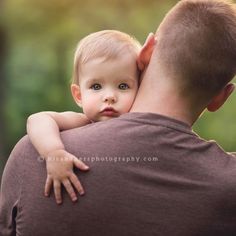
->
[1,0,236,235]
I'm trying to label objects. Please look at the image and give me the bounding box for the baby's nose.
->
[104,95,117,103]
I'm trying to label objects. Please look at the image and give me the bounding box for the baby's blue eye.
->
[119,83,129,90]
[91,84,102,90]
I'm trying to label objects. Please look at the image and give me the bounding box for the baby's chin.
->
[93,115,120,122]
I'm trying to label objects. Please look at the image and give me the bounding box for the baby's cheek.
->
[84,98,98,111]
[121,94,136,113]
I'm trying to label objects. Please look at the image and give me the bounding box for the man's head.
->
[71,30,141,122]
[138,0,236,119]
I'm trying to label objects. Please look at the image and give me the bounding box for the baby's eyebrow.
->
[85,77,104,85]
[119,77,137,84]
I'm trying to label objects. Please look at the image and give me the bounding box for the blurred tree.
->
[0,0,8,158]
[2,0,177,158]
[1,0,236,179]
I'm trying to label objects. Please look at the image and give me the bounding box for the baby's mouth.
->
[100,107,119,117]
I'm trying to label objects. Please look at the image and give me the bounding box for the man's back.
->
[1,113,236,236]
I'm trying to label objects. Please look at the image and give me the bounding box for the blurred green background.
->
[1,0,236,177]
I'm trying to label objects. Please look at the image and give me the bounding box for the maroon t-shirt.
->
[1,112,236,236]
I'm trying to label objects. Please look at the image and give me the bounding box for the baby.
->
[27,30,155,204]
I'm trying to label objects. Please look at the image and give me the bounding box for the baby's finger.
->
[62,179,77,202]
[70,173,85,196]
[73,157,89,171]
[53,180,62,205]
[44,176,53,197]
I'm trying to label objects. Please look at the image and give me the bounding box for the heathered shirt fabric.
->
[1,112,236,236]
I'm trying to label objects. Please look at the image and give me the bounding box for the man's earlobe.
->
[71,84,82,107]
[207,83,235,112]
[137,32,157,71]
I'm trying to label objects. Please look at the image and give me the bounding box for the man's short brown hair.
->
[155,0,236,100]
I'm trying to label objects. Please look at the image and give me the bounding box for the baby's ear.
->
[137,32,157,71]
[71,84,82,107]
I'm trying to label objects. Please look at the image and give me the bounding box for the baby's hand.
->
[44,149,89,204]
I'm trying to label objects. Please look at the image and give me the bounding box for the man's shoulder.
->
[59,117,126,139]
[13,135,35,153]
[227,152,236,158]
[203,146,236,188]
[6,135,38,166]
[8,135,29,159]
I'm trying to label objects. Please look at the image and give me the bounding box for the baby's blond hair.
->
[72,30,141,84]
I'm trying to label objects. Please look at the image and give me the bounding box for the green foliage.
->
[2,0,177,156]
[1,0,236,172]
[193,79,236,151]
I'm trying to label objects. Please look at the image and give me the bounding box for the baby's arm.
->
[27,111,91,204]
[27,111,90,155]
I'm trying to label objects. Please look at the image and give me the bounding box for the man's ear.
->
[137,32,157,71]
[71,83,82,107]
[207,83,235,112]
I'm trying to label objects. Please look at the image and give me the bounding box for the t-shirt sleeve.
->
[227,152,236,158]
[0,136,27,236]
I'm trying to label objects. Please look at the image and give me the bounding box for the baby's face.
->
[78,52,139,122]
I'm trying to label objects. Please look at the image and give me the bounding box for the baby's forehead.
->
[79,54,139,85]
[79,51,139,76]
[81,45,139,65]
[83,55,138,73]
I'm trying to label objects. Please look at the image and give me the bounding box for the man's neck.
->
[130,74,202,126]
